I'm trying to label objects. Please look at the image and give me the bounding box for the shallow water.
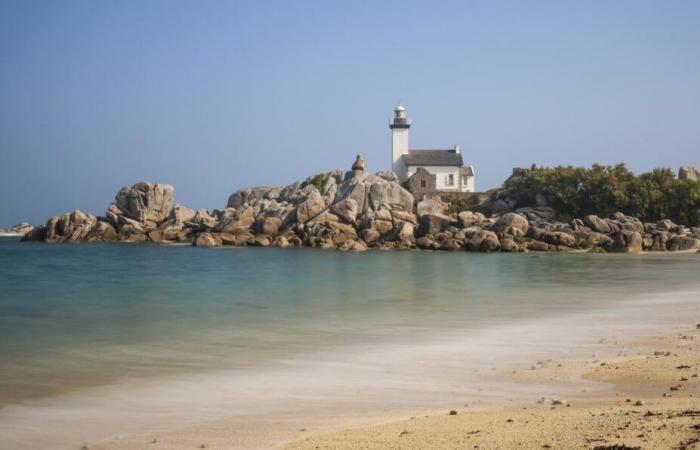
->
[0,237,698,448]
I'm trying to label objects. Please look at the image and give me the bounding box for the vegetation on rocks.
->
[503,164,700,226]
[311,173,329,193]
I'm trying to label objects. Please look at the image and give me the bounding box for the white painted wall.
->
[406,165,475,192]
[463,175,475,192]
[391,128,409,180]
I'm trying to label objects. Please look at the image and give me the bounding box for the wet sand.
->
[286,330,700,450]
[85,326,700,450]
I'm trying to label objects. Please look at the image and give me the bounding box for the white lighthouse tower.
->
[390,104,411,180]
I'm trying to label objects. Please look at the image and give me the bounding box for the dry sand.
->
[285,330,700,450]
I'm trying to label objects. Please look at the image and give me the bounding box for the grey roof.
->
[402,149,464,167]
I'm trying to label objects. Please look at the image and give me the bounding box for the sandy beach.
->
[285,330,700,450]
[86,322,700,450]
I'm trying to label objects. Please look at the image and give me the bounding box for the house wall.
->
[405,166,475,193]
[406,165,461,191]
[406,169,436,195]
[463,175,475,192]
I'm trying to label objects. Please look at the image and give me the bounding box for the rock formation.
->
[679,166,700,181]
[0,223,34,235]
[22,155,700,254]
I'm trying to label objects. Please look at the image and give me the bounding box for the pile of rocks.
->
[413,210,700,253]
[22,156,700,253]
[0,223,34,236]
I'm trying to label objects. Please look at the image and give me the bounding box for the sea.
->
[0,236,698,448]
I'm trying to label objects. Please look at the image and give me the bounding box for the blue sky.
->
[1,1,699,225]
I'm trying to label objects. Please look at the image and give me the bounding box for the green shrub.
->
[504,164,700,225]
[312,173,329,193]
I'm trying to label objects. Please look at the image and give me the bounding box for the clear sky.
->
[1,1,699,226]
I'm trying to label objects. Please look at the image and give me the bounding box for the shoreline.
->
[73,288,700,450]
[285,330,700,449]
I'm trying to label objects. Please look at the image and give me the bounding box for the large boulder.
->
[112,182,175,228]
[170,204,196,224]
[227,186,281,209]
[466,230,500,252]
[351,153,367,171]
[514,207,555,224]
[457,211,485,227]
[667,235,700,251]
[7,223,33,235]
[217,207,256,233]
[194,232,222,248]
[367,182,414,213]
[608,230,643,253]
[416,214,451,237]
[386,221,415,244]
[679,166,700,181]
[296,188,326,224]
[495,212,529,236]
[583,215,611,234]
[331,198,359,223]
[24,210,118,243]
[376,171,399,183]
[416,198,445,218]
[543,231,577,248]
[334,155,414,216]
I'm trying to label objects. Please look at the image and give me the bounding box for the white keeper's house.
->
[390,104,475,193]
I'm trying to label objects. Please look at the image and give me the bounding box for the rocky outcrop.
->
[111,182,174,229]
[351,153,367,171]
[679,166,700,181]
[416,197,446,217]
[23,210,118,243]
[0,223,34,236]
[22,156,700,254]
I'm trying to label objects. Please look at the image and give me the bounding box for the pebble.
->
[449,410,458,415]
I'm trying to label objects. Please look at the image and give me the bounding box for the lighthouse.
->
[388,104,476,192]
[389,104,411,180]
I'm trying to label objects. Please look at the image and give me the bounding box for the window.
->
[462,175,468,186]
[420,180,427,188]
[446,174,454,186]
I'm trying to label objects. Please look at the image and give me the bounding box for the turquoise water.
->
[1,237,698,406]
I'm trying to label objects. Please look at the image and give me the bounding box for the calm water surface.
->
[0,237,699,448]
[1,237,698,404]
